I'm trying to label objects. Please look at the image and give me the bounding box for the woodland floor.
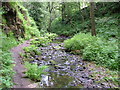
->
[11,39,39,88]
[11,37,118,88]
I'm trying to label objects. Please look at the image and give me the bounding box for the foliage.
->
[64,33,118,70]
[96,17,119,40]
[31,33,58,47]
[31,37,51,47]
[0,32,18,88]
[64,33,97,53]
[5,2,41,40]
[23,45,38,53]
[51,18,79,36]
[45,33,58,40]
[24,2,61,32]
[22,45,41,62]
[23,2,43,30]
[24,62,48,81]
[2,32,18,51]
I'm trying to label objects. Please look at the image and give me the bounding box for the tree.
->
[78,2,84,23]
[47,2,54,32]
[61,2,65,23]
[23,2,43,30]
[90,2,96,36]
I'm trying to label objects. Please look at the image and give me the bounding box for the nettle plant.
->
[24,62,48,81]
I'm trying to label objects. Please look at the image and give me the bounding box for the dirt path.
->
[11,39,38,88]
[10,37,118,88]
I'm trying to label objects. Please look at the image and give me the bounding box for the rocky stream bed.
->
[26,37,118,88]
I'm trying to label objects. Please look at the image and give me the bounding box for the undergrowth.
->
[21,45,41,62]
[64,33,118,70]
[30,33,58,47]
[21,33,57,81]
[24,62,48,81]
[10,2,40,40]
[0,32,18,88]
[51,14,119,40]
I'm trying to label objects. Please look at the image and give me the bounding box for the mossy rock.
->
[22,57,34,62]
[54,65,60,67]
[53,46,61,50]
[49,60,57,65]
[30,52,35,56]
[24,53,31,58]
[22,58,29,61]
[36,56,41,60]
[71,50,81,55]
[34,50,41,55]
[19,52,25,57]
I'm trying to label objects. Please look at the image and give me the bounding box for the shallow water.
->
[30,36,117,88]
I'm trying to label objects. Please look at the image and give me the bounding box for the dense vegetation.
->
[1,2,40,88]
[0,32,18,88]
[1,1,119,88]
[64,33,118,70]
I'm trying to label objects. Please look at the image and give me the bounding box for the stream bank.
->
[29,36,118,88]
[11,36,118,88]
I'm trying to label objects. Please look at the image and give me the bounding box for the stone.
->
[49,60,57,65]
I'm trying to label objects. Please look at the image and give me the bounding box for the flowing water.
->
[30,36,117,88]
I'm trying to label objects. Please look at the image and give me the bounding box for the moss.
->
[15,4,40,39]
[3,2,40,40]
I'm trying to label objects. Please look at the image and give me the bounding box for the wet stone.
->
[28,37,117,88]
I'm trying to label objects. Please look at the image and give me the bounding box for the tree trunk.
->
[47,2,53,32]
[90,2,96,36]
[61,2,65,23]
[78,2,84,23]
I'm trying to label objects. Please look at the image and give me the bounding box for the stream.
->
[29,36,116,88]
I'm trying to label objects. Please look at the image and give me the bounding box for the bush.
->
[51,18,80,36]
[30,37,51,47]
[24,62,48,81]
[1,32,18,88]
[64,33,118,70]
[22,45,41,62]
[96,17,119,40]
[23,45,41,55]
[64,33,97,53]
[30,33,58,47]
[45,33,58,40]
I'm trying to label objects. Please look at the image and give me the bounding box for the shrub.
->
[96,17,119,40]
[30,33,57,47]
[64,33,118,70]
[23,45,41,55]
[64,33,97,53]
[51,18,80,36]
[24,62,48,81]
[30,37,51,47]
[1,32,18,88]
[45,33,58,40]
